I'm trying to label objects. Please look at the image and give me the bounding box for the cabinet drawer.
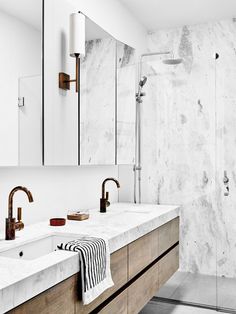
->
[159,245,179,288]
[127,261,159,314]
[158,217,179,256]
[99,291,127,314]
[9,275,76,314]
[76,246,128,313]
[128,228,158,280]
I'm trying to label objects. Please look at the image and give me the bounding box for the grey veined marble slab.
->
[141,18,236,279]
[0,202,179,313]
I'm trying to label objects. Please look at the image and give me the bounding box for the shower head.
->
[139,76,147,87]
[162,58,183,65]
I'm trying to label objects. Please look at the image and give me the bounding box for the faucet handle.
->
[106,192,110,207]
[17,207,22,221]
[16,207,24,231]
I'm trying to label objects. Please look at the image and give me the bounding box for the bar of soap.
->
[67,213,89,221]
[50,218,66,226]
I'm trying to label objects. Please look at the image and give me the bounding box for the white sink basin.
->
[0,234,79,260]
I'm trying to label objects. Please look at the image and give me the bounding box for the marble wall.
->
[142,19,236,278]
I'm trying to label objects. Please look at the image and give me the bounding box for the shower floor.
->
[155,271,236,311]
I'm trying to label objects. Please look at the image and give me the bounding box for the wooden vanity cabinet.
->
[128,228,158,280]
[9,275,77,314]
[128,217,179,280]
[9,217,179,314]
[98,290,128,314]
[8,247,128,314]
[128,259,159,313]
[159,245,179,288]
[75,246,128,313]
[159,217,179,256]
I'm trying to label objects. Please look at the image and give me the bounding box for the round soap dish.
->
[50,218,66,226]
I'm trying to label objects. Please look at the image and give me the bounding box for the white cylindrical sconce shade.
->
[70,12,85,57]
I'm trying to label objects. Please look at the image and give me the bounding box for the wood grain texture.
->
[128,228,158,280]
[158,217,179,256]
[159,245,179,287]
[127,260,159,314]
[75,246,128,313]
[8,275,77,314]
[99,290,127,314]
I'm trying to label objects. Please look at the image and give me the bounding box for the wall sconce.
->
[59,12,85,93]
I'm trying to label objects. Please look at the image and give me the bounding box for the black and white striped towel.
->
[57,236,114,304]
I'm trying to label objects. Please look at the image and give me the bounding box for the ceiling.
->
[0,0,41,30]
[119,0,236,31]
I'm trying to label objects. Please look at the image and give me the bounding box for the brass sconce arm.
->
[59,53,80,92]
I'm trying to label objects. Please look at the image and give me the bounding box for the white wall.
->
[0,0,146,233]
[0,10,41,166]
[0,166,119,233]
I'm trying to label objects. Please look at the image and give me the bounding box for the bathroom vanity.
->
[0,203,179,314]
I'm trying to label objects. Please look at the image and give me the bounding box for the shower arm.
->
[139,51,172,80]
[134,51,172,204]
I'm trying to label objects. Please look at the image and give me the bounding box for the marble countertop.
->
[0,202,180,313]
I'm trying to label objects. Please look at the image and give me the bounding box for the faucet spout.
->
[102,178,120,198]
[100,178,120,213]
[8,186,33,219]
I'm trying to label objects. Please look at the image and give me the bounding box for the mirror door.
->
[44,0,79,166]
[80,19,116,165]
[116,41,136,165]
[18,76,42,166]
[0,0,42,166]
[44,3,136,166]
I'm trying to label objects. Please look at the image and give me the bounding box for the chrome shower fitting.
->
[134,50,183,204]
[223,170,230,196]
[136,76,147,104]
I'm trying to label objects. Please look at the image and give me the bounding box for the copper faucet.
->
[5,186,34,240]
[100,178,120,213]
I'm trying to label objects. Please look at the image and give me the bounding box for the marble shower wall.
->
[214,20,236,279]
[142,19,236,277]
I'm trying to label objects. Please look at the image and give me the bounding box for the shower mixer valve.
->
[223,170,229,196]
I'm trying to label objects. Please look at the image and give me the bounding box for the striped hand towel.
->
[58,236,114,304]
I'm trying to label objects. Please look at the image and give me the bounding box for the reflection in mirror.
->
[44,5,135,166]
[80,18,116,165]
[44,0,79,166]
[117,42,136,164]
[0,0,42,166]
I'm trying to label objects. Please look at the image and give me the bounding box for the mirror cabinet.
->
[0,0,135,166]
[0,0,42,166]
